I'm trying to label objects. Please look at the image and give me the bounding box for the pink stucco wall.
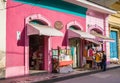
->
[86,10,106,32]
[86,9,110,62]
[6,1,86,77]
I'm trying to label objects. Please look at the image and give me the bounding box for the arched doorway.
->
[68,25,81,68]
[90,28,103,51]
[28,20,48,71]
[25,14,63,73]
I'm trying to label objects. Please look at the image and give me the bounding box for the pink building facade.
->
[5,0,114,78]
[86,9,111,62]
[6,0,87,78]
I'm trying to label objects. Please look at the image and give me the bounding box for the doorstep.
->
[29,70,48,76]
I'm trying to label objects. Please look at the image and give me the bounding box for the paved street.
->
[54,68,120,83]
[0,64,119,83]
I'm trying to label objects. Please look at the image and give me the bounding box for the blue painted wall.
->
[14,0,87,17]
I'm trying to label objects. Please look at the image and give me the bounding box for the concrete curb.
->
[0,71,48,80]
[34,66,120,83]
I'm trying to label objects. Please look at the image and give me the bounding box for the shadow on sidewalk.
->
[34,64,120,83]
[0,64,120,83]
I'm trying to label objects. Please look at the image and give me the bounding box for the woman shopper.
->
[95,51,102,70]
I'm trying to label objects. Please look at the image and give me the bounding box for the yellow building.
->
[108,1,120,63]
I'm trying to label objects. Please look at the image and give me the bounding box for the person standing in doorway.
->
[102,51,107,71]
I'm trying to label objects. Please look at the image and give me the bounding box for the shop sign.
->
[17,31,21,40]
[54,21,63,30]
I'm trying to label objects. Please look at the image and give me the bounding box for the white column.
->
[104,15,110,63]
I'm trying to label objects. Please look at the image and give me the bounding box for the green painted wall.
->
[14,0,87,17]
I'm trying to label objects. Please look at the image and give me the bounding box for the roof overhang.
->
[64,0,117,14]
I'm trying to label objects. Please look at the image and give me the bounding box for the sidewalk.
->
[0,64,120,83]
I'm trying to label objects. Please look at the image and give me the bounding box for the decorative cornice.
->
[64,0,117,14]
[109,22,120,28]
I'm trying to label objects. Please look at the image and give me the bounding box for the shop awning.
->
[68,29,95,39]
[91,32,115,42]
[85,38,103,45]
[27,23,64,37]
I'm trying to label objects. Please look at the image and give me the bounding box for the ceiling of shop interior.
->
[87,0,120,11]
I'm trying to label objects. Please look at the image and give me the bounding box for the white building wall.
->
[86,10,111,63]
[0,1,6,52]
[0,0,6,78]
[86,15,104,31]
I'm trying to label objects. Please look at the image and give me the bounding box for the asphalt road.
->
[54,68,120,83]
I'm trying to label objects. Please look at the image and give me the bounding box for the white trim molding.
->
[64,0,117,14]
[67,20,83,30]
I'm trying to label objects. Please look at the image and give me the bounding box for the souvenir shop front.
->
[51,24,97,73]
[86,9,115,64]
[67,25,96,68]
[27,20,64,71]
[51,23,113,72]
[82,29,114,69]
[6,0,87,77]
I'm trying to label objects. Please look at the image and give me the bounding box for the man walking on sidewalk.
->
[102,51,107,71]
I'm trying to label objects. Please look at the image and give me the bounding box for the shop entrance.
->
[69,38,80,68]
[29,35,45,70]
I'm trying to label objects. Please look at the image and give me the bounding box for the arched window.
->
[69,25,81,30]
[90,28,103,35]
[29,20,48,25]
[67,21,83,30]
[26,14,51,26]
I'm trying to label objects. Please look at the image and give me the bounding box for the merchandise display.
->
[52,48,73,73]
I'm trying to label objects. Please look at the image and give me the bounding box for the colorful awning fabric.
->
[68,29,114,44]
[27,23,64,37]
[85,38,103,45]
[91,32,115,42]
[68,29,95,39]
[68,29,102,44]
